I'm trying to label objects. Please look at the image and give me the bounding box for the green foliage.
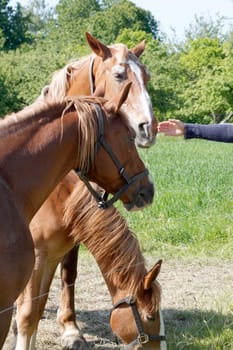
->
[21,0,54,35]
[52,0,158,45]
[185,14,228,41]
[177,36,233,123]
[180,37,224,75]
[0,1,32,50]
[0,38,89,115]
[0,1,232,124]
[116,28,152,47]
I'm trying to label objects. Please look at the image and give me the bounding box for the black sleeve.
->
[184,123,233,143]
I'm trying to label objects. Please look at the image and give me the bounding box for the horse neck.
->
[67,56,94,96]
[64,182,146,301]
[0,102,80,223]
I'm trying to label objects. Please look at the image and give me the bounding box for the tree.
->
[21,0,54,36]
[0,1,32,50]
[185,14,227,41]
[177,36,232,123]
[86,0,159,43]
[51,0,159,45]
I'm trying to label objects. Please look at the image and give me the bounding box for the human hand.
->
[158,119,185,137]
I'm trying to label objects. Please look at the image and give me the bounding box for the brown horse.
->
[43,32,157,148]
[14,178,166,350]
[0,86,154,348]
[32,32,158,349]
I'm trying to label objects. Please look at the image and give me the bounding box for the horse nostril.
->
[138,122,150,138]
[139,182,154,203]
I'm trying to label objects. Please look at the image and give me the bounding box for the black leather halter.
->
[76,104,149,209]
[111,295,166,350]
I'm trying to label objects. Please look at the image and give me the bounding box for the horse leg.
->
[58,245,87,350]
[15,249,60,350]
[28,259,60,350]
[14,249,49,350]
[0,309,13,349]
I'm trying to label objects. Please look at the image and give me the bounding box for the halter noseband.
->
[111,295,166,350]
[76,104,149,209]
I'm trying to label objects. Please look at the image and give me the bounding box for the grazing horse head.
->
[110,260,166,350]
[42,32,157,148]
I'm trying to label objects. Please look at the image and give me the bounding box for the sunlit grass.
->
[166,306,233,350]
[116,135,233,260]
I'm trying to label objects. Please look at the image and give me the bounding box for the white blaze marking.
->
[159,308,167,350]
[128,59,153,125]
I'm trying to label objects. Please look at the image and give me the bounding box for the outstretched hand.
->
[158,119,185,137]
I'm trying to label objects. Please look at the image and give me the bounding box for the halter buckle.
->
[138,333,149,344]
[98,200,107,209]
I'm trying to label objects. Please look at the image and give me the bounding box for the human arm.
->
[158,119,185,137]
[158,119,233,143]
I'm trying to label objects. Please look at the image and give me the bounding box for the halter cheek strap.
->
[89,56,95,94]
[76,104,149,209]
[111,295,166,350]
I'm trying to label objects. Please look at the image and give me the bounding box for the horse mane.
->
[44,55,91,103]
[64,96,107,173]
[0,100,55,136]
[63,180,147,295]
[0,97,105,175]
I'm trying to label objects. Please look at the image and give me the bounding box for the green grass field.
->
[116,134,233,260]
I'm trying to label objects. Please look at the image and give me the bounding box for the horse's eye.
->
[115,72,125,80]
[112,65,126,81]
[147,314,155,322]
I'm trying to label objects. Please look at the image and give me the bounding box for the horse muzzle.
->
[123,179,155,211]
[135,121,157,148]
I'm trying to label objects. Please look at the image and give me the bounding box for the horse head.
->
[84,32,157,148]
[83,82,154,211]
[110,259,167,350]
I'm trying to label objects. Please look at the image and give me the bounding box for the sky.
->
[9,0,233,39]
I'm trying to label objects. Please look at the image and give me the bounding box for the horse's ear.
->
[85,32,111,60]
[104,82,132,114]
[131,40,146,58]
[143,259,162,290]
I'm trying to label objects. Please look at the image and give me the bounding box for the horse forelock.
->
[66,99,99,174]
[63,181,146,295]
[150,281,162,313]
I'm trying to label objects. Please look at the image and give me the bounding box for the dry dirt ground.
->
[4,252,233,350]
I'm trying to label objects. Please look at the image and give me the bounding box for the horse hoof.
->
[61,330,88,349]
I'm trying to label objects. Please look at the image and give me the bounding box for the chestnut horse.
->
[0,86,154,348]
[43,32,157,148]
[31,32,158,349]
[14,178,166,350]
